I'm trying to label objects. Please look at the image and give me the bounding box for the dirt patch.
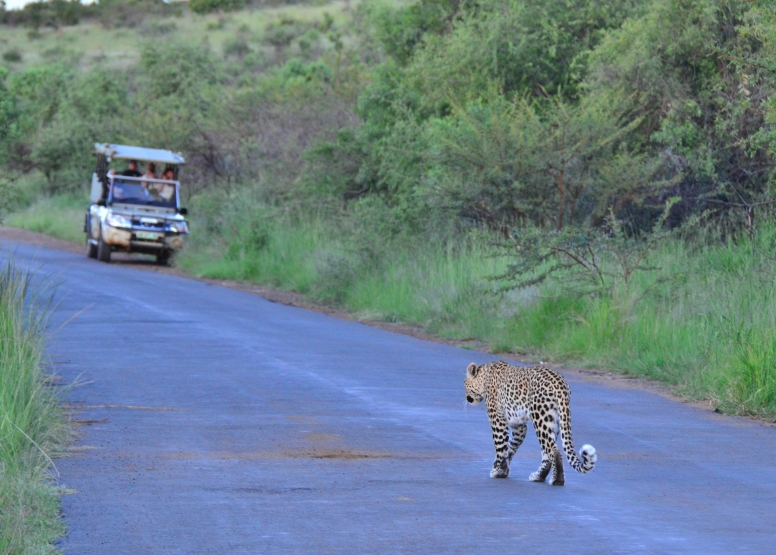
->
[303,432,342,442]
[292,449,392,460]
[71,418,109,426]
[155,449,411,461]
[62,404,191,411]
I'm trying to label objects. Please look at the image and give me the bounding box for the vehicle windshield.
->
[110,177,178,208]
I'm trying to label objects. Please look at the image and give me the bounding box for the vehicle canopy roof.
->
[95,143,185,165]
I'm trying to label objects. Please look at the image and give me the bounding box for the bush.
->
[189,0,246,15]
[223,36,250,59]
[138,41,218,100]
[2,48,22,63]
[96,0,177,29]
[262,17,313,49]
[141,21,177,36]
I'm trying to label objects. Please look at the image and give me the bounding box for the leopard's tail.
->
[557,401,597,474]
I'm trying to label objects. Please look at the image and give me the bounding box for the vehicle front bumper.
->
[101,224,187,253]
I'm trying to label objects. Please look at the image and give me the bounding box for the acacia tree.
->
[425,90,662,231]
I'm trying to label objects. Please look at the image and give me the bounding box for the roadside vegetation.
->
[0,262,68,554]
[2,0,776,417]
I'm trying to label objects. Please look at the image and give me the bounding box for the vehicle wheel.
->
[97,235,111,263]
[156,251,171,266]
[86,238,98,259]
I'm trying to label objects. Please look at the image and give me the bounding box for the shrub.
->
[223,36,250,59]
[262,17,310,49]
[138,40,218,99]
[189,0,246,15]
[2,48,22,63]
[141,21,177,36]
[96,0,178,29]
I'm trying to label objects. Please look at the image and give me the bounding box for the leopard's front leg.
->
[489,414,510,478]
[507,424,527,463]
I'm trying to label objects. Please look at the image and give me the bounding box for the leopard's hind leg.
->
[529,409,565,486]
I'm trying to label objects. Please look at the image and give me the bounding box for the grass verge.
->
[5,194,87,244]
[0,260,69,554]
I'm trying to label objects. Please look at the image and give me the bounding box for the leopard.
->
[464,361,597,486]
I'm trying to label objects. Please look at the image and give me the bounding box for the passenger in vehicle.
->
[158,168,176,201]
[143,162,157,183]
[141,162,158,197]
[121,160,141,177]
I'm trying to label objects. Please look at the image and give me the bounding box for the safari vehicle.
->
[85,143,189,264]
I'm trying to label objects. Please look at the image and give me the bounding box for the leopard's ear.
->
[467,362,478,377]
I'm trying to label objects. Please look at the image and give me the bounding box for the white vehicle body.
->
[85,143,189,264]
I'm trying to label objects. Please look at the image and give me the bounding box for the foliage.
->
[586,0,776,224]
[1,0,177,29]
[223,36,251,59]
[360,0,462,66]
[189,0,246,16]
[397,0,644,110]
[33,69,128,187]
[189,0,245,14]
[425,91,663,229]
[0,69,28,218]
[496,197,686,295]
[1,48,21,63]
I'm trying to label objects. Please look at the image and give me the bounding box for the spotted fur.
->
[464,361,597,485]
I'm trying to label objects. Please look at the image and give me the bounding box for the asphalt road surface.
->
[5,240,776,554]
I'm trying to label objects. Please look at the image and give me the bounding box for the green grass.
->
[5,193,87,244]
[0,261,70,554]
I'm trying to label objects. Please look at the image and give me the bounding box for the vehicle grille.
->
[130,218,166,230]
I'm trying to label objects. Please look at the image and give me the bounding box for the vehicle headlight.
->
[106,213,131,229]
[168,221,189,234]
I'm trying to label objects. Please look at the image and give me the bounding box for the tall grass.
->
[5,194,88,244]
[0,261,68,554]
[180,207,776,417]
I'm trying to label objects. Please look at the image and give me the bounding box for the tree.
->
[425,91,661,230]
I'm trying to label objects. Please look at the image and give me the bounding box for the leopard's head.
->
[464,362,486,405]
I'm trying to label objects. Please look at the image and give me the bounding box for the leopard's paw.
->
[490,466,509,479]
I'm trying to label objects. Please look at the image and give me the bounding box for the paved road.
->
[6,240,776,554]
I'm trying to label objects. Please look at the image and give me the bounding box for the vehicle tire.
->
[156,251,171,266]
[85,217,98,259]
[97,234,111,263]
[86,238,98,259]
